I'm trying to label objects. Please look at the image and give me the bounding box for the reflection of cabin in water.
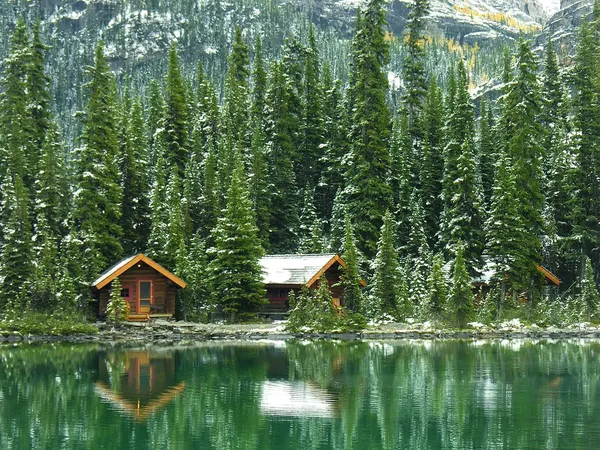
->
[92,254,187,321]
[95,349,185,422]
[259,254,366,313]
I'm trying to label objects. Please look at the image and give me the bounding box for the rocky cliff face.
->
[536,0,594,55]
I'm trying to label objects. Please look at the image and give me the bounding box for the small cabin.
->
[259,254,366,314]
[92,254,187,321]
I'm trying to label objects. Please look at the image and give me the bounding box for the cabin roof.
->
[471,263,560,287]
[260,253,366,287]
[92,254,187,290]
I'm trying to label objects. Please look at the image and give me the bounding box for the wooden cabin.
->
[92,254,187,321]
[259,254,366,314]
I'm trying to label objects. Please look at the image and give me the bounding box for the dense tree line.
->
[1,0,600,325]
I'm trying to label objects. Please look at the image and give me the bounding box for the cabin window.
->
[120,288,130,299]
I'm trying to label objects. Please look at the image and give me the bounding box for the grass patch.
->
[0,311,98,336]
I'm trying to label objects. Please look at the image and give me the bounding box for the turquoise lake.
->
[1,339,599,449]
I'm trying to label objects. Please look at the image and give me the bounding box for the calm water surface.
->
[1,339,599,449]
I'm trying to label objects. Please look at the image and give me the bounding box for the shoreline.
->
[3,320,600,343]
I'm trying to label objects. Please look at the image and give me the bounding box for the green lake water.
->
[1,339,599,449]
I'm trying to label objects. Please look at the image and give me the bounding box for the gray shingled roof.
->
[260,254,337,286]
[91,255,138,287]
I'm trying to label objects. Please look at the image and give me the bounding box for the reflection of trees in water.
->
[0,341,600,449]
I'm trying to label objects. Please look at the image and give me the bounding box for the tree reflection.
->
[0,340,600,449]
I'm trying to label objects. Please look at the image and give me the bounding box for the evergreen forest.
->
[2,0,600,328]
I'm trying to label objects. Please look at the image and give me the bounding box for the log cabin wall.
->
[97,261,177,316]
[308,264,344,301]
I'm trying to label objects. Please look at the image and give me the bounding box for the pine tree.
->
[441,59,476,257]
[147,79,165,171]
[224,26,250,151]
[478,97,496,209]
[345,0,393,258]
[72,41,123,280]
[176,233,208,320]
[265,61,299,252]
[120,97,151,254]
[371,211,400,316]
[298,187,324,254]
[147,154,169,265]
[501,37,545,289]
[404,188,427,260]
[34,122,69,241]
[249,126,270,249]
[164,166,186,271]
[580,256,600,322]
[328,189,347,253]
[427,253,447,318]
[449,242,474,328]
[0,18,31,186]
[106,277,128,322]
[207,152,266,321]
[164,43,189,177]
[403,0,430,139]
[390,112,414,251]
[572,21,600,277]
[300,24,325,190]
[445,140,484,273]
[200,142,220,242]
[27,19,51,159]
[409,243,430,318]
[251,35,267,129]
[420,76,444,243]
[0,172,33,310]
[317,65,348,220]
[484,151,528,311]
[30,214,59,311]
[340,214,363,313]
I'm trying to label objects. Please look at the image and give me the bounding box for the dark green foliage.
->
[403,0,430,143]
[164,44,189,177]
[449,242,474,328]
[34,122,69,241]
[340,215,363,313]
[72,42,123,280]
[427,253,447,318]
[298,187,324,254]
[249,127,270,250]
[0,173,33,309]
[441,60,475,252]
[371,211,400,316]
[27,20,51,165]
[224,26,250,151]
[445,140,484,274]
[164,166,186,271]
[421,76,444,244]
[251,35,267,129]
[390,112,414,251]
[0,18,32,186]
[207,152,266,321]
[299,24,325,190]
[328,189,346,253]
[580,256,600,322]
[478,97,496,209]
[345,0,393,258]
[484,152,529,293]
[265,61,299,253]
[317,66,348,221]
[175,233,209,322]
[106,277,127,322]
[571,22,600,277]
[147,154,169,265]
[501,37,544,289]
[120,97,151,254]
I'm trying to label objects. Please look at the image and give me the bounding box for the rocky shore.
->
[3,319,600,343]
